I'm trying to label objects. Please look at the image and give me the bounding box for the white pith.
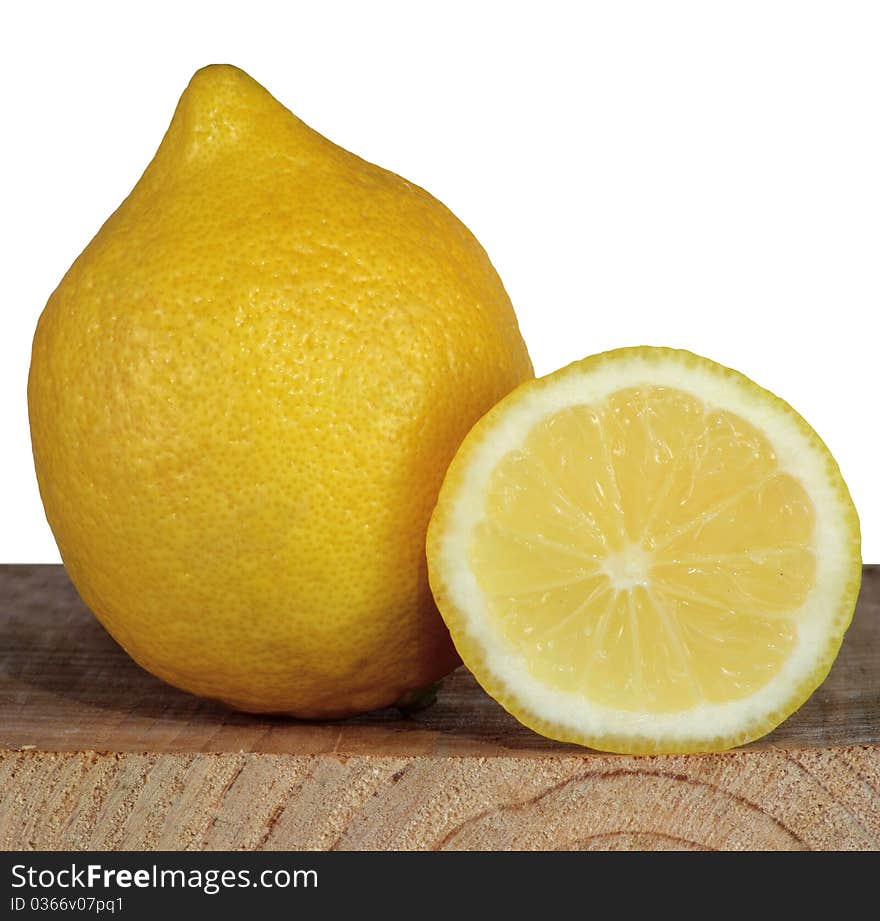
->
[601,542,653,591]
[436,352,856,744]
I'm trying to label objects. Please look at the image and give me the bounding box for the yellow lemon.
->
[28,65,533,717]
[427,347,861,752]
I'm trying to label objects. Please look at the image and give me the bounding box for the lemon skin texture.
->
[28,65,533,717]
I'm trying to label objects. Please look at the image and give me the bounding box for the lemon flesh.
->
[428,348,861,753]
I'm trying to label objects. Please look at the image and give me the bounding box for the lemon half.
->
[427,347,861,753]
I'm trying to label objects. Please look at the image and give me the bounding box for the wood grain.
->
[0,564,877,850]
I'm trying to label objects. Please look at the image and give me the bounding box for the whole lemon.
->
[28,65,533,716]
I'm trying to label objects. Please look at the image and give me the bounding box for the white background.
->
[2,1,878,561]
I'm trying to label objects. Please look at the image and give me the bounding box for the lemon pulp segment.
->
[471,385,815,712]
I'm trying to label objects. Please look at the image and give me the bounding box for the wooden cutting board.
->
[0,564,877,850]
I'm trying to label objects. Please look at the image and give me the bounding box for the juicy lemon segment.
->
[473,386,812,713]
[428,348,861,753]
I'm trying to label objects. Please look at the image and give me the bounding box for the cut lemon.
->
[427,347,861,753]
